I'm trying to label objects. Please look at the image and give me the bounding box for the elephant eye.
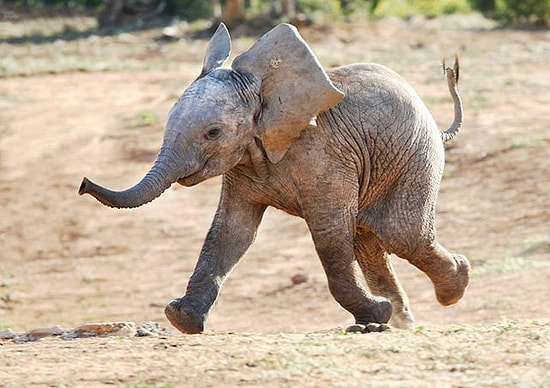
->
[204,127,221,140]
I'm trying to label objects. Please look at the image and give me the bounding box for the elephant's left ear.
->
[201,23,232,76]
[232,24,344,163]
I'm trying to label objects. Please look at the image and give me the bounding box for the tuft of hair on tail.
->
[442,53,459,84]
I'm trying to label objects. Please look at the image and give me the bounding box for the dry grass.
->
[2,320,548,387]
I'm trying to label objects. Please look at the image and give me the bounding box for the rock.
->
[290,272,308,285]
[136,321,170,337]
[64,322,136,339]
[5,321,168,343]
[14,326,64,343]
[0,328,17,340]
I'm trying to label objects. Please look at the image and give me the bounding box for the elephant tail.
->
[440,54,463,143]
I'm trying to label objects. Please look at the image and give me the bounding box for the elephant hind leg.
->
[409,243,471,306]
[354,230,415,329]
[362,187,471,308]
[374,223,471,307]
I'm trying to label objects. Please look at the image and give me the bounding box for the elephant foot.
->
[347,298,392,333]
[365,298,393,324]
[346,323,390,333]
[164,299,205,334]
[435,254,471,306]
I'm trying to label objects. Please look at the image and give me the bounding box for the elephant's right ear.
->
[200,23,231,76]
[231,24,344,164]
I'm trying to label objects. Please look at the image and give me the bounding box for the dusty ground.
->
[0,11,549,387]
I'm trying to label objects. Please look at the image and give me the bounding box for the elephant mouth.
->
[177,175,199,187]
[177,159,215,187]
[177,170,205,187]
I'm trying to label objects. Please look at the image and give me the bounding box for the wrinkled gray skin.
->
[80,23,470,334]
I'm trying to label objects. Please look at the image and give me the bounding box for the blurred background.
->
[1,0,548,36]
[0,0,548,335]
[1,0,548,76]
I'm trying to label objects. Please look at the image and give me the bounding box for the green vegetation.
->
[1,0,548,26]
[469,0,550,26]
[132,109,157,128]
[373,0,472,18]
[442,163,457,179]
[509,137,550,150]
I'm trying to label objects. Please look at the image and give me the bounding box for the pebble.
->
[14,326,64,343]
[0,328,17,340]
[63,322,136,339]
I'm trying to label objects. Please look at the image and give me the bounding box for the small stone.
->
[64,322,136,339]
[0,328,17,340]
[15,326,64,343]
[137,321,170,337]
[290,272,308,285]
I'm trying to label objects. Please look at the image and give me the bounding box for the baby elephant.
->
[79,23,470,333]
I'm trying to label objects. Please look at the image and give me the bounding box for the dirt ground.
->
[0,12,549,387]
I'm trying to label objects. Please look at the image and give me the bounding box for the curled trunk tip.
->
[78,176,121,208]
[78,146,181,209]
[79,177,91,196]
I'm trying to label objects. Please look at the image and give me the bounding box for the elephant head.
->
[79,23,344,208]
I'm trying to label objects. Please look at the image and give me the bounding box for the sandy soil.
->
[0,12,549,387]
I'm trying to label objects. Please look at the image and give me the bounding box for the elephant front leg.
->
[307,217,392,333]
[165,191,266,334]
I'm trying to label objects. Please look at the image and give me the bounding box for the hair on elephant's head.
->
[79,23,344,209]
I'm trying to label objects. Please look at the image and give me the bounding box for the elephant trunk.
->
[79,146,181,209]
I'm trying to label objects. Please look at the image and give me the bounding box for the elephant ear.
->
[232,24,344,163]
[200,23,232,76]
